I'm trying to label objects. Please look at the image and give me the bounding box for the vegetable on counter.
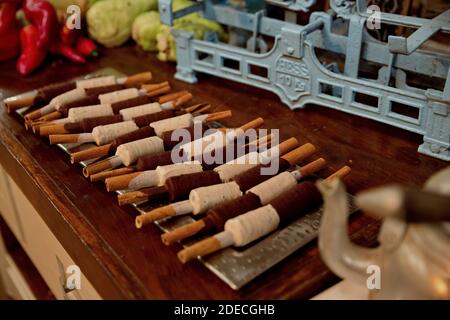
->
[60,23,78,46]
[22,0,59,50]
[86,0,158,48]
[132,11,160,52]
[16,25,47,75]
[75,36,98,57]
[50,23,97,63]
[50,42,86,64]
[3,0,99,75]
[0,1,21,62]
[131,0,227,62]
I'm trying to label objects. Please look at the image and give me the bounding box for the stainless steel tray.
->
[9,68,357,290]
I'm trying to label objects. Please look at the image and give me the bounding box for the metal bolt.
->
[430,144,441,153]
[287,47,294,54]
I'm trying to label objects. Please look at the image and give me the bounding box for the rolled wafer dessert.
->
[39,87,147,128]
[157,152,324,239]
[177,166,351,262]
[135,129,275,172]
[79,111,232,177]
[117,138,303,207]
[105,119,268,192]
[84,123,211,175]
[23,72,152,121]
[140,156,326,233]
[25,76,118,122]
[69,111,192,164]
[83,136,169,178]
[48,94,196,145]
[55,89,192,134]
[40,99,168,136]
[29,84,127,134]
[4,80,76,113]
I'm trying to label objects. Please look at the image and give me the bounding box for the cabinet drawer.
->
[6,175,102,300]
[0,166,24,243]
[2,254,36,300]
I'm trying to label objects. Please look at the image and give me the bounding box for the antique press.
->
[159,0,450,160]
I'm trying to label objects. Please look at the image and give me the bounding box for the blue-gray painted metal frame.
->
[159,0,450,160]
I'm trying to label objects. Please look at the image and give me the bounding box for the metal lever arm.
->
[388,9,450,55]
[159,0,204,26]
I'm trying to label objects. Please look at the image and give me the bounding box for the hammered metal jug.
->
[317,167,450,299]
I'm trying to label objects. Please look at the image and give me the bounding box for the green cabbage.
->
[156,17,227,62]
[156,24,175,61]
[143,0,228,61]
[132,11,161,51]
[87,0,158,47]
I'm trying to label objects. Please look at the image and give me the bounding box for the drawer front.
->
[6,175,102,300]
[2,255,36,300]
[0,166,24,243]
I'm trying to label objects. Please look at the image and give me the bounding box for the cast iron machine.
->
[159,0,450,160]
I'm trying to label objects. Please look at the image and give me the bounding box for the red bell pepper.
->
[75,36,98,57]
[0,2,19,33]
[16,25,47,75]
[22,0,58,50]
[51,42,86,64]
[60,23,79,46]
[0,2,20,62]
[0,30,20,61]
[1,0,23,8]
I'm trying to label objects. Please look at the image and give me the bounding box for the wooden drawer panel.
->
[6,175,101,300]
[0,166,24,243]
[0,229,35,300]
[2,254,36,300]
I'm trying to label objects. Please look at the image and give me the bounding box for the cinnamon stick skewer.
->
[87,123,213,182]
[117,139,306,206]
[90,167,136,183]
[177,166,351,263]
[59,81,170,117]
[74,104,237,165]
[40,96,171,136]
[159,158,326,243]
[135,146,318,229]
[39,88,184,136]
[48,92,193,145]
[158,90,189,104]
[26,84,126,132]
[105,131,274,192]
[120,72,152,87]
[105,118,268,191]
[132,131,274,174]
[23,72,152,121]
[4,80,76,113]
[82,111,232,178]
[35,84,172,131]
[40,114,123,136]
[77,119,210,167]
[138,158,326,231]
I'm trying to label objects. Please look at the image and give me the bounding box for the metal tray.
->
[9,68,357,290]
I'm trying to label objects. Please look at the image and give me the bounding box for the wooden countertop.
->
[0,45,446,299]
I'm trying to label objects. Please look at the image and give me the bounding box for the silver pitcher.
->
[317,167,450,299]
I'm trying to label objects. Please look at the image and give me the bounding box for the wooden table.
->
[0,45,447,299]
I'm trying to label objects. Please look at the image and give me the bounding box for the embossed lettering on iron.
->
[275,56,311,102]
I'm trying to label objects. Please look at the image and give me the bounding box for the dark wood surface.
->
[0,45,447,299]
